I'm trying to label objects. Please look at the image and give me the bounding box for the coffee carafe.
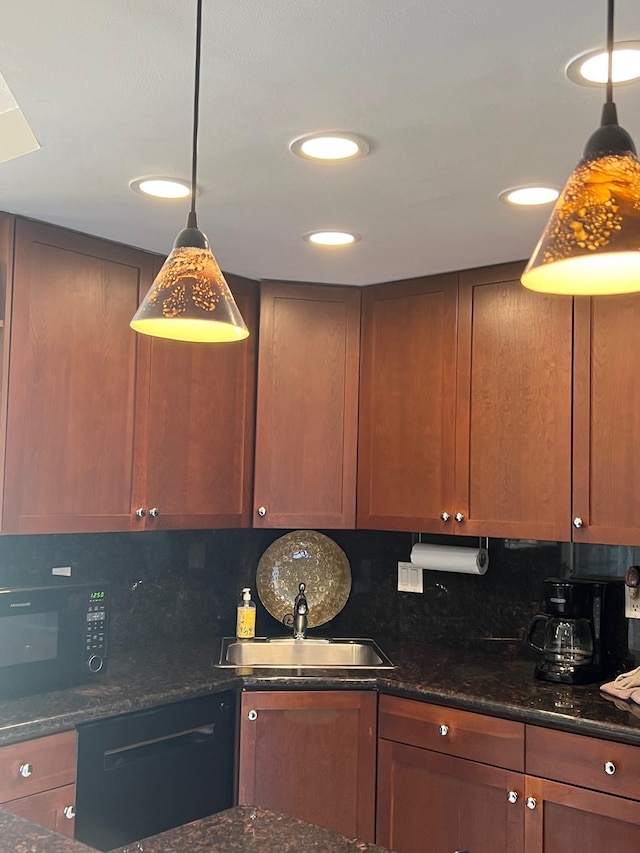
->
[525,578,607,684]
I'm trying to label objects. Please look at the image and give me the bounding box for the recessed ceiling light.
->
[290,132,370,161]
[130,177,192,199]
[304,231,361,246]
[499,186,560,207]
[566,41,640,86]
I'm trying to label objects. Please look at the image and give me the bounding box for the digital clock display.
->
[90,591,105,600]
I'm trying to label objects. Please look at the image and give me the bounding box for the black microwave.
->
[0,582,109,697]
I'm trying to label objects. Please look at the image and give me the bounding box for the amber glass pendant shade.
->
[131,225,249,343]
[522,0,640,297]
[521,150,640,295]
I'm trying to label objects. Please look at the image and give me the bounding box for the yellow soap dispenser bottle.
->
[236,587,256,639]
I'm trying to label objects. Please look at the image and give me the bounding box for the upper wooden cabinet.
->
[357,273,458,531]
[253,282,360,529]
[572,293,640,546]
[1,217,257,534]
[133,268,257,531]
[455,264,573,541]
[358,263,574,540]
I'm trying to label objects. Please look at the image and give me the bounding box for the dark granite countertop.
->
[0,806,393,853]
[115,805,392,853]
[0,637,639,746]
[0,809,94,853]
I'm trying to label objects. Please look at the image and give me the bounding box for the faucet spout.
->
[293,582,308,639]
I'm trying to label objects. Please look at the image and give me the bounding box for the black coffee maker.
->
[525,578,622,684]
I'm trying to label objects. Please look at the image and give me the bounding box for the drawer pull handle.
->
[438,724,449,736]
[507,790,518,804]
[440,511,450,522]
[18,763,33,778]
[247,709,258,721]
[63,806,76,820]
[149,507,160,518]
[604,761,616,775]
[526,797,537,810]
[454,512,464,523]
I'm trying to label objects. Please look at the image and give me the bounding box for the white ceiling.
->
[0,0,638,286]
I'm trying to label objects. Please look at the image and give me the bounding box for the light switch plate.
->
[397,561,423,593]
[625,585,640,619]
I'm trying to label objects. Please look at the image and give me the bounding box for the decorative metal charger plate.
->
[256,530,352,628]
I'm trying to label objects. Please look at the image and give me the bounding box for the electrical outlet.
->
[625,585,640,619]
[397,561,423,593]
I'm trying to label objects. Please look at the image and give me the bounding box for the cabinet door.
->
[133,272,257,530]
[357,274,458,532]
[377,739,524,853]
[238,690,376,841]
[253,283,360,529]
[454,263,573,540]
[3,219,154,533]
[3,784,76,838]
[524,776,640,853]
[573,294,640,545]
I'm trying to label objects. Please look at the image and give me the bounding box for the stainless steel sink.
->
[215,636,394,669]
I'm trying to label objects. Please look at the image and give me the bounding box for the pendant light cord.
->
[606,0,614,105]
[189,0,203,225]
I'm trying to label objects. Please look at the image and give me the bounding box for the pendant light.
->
[521,0,640,296]
[131,0,249,342]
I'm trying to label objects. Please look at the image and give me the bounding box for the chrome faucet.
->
[293,582,308,639]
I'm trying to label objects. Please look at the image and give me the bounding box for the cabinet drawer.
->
[3,784,76,837]
[527,725,640,800]
[378,695,524,771]
[0,730,77,802]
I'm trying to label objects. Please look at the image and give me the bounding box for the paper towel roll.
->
[410,543,489,575]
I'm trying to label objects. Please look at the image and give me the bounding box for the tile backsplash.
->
[0,529,635,654]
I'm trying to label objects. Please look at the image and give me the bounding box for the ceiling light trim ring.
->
[304,230,362,247]
[566,41,640,87]
[130,177,192,199]
[290,131,371,161]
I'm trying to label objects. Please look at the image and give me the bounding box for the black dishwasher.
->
[75,691,236,851]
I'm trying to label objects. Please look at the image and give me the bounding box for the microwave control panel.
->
[85,589,108,672]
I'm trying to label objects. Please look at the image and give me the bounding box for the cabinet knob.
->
[573,517,583,529]
[438,724,449,736]
[257,507,267,517]
[135,508,146,518]
[19,763,33,778]
[604,761,616,775]
[507,790,518,804]
[440,512,450,522]
[526,796,537,810]
[247,709,258,721]
[63,806,76,820]
[149,507,159,518]
[454,512,464,523]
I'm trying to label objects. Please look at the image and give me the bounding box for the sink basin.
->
[215,637,394,669]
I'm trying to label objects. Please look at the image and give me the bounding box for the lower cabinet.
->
[524,775,640,852]
[377,695,525,853]
[525,725,640,852]
[238,690,377,842]
[0,730,77,838]
[377,696,640,853]
[377,739,523,852]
